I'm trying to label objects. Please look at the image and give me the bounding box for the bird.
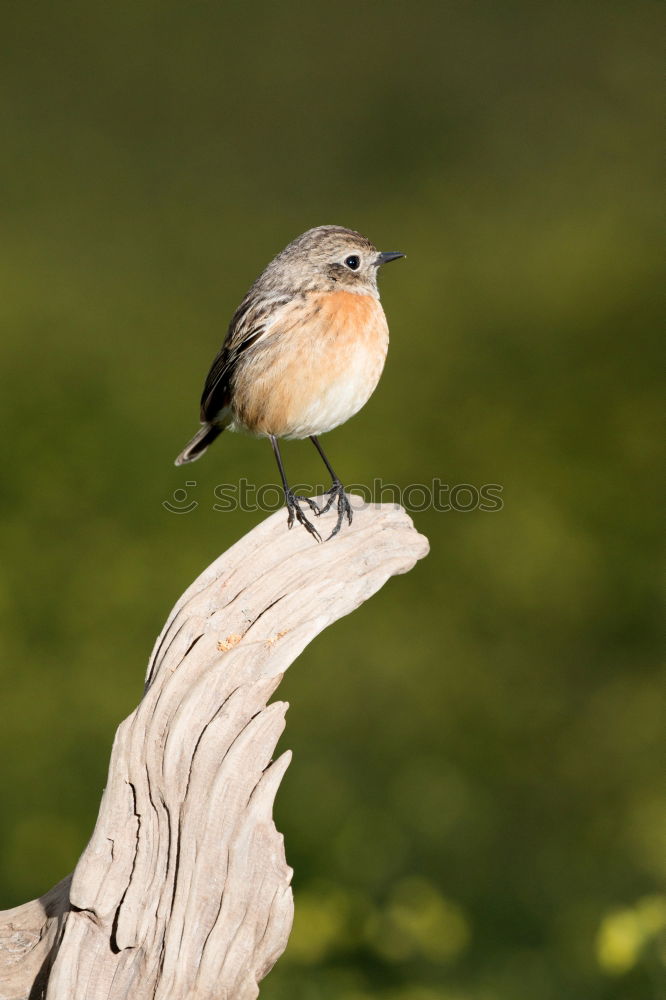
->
[175,225,404,541]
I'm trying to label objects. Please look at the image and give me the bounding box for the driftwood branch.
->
[0,499,428,999]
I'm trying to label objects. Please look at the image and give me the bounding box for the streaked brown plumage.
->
[176,225,404,540]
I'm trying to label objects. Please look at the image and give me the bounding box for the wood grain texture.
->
[0,499,428,999]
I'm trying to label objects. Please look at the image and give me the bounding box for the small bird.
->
[175,225,404,540]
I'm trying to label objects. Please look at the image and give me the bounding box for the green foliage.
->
[0,2,662,997]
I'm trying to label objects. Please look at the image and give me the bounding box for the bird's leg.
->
[309,435,353,539]
[270,436,321,542]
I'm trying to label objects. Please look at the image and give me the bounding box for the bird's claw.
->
[319,481,353,539]
[285,490,322,542]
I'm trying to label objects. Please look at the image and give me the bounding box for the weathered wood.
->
[0,499,428,999]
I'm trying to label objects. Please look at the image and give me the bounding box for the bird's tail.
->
[175,423,223,466]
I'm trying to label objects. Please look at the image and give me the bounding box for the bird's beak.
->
[376,251,405,266]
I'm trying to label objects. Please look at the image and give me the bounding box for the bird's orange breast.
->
[231,289,389,439]
[315,289,382,333]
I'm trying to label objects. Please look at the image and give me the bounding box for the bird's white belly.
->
[283,341,386,438]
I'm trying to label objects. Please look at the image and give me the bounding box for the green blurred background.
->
[0,2,663,997]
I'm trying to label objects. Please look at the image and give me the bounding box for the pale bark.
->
[0,499,428,999]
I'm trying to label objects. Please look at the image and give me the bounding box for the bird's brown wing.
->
[200,293,291,422]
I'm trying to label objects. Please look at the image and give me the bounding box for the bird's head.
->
[264,225,405,297]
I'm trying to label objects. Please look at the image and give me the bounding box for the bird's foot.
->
[285,490,321,542]
[319,480,353,539]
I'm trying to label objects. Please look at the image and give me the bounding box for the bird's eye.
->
[344,255,361,270]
